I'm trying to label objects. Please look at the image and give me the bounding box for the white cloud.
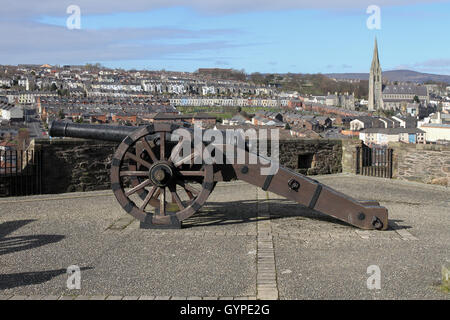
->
[0,20,244,64]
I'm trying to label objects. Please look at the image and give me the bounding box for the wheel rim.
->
[110,123,215,225]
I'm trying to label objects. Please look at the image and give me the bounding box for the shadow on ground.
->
[0,267,93,290]
[0,220,65,256]
[182,199,412,231]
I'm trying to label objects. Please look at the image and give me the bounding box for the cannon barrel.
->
[49,120,138,142]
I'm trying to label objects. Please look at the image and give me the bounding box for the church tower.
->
[368,38,383,111]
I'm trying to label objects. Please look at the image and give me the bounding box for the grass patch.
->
[439,285,449,294]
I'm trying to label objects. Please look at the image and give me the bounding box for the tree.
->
[382,109,395,118]
[58,109,65,119]
[413,95,420,103]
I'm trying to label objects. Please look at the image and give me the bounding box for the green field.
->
[176,106,285,121]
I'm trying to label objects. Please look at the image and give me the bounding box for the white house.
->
[359,128,426,146]
[418,124,450,142]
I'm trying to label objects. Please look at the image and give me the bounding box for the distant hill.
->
[326,70,450,84]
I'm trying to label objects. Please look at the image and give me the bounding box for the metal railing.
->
[0,149,42,196]
[356,146,393,179]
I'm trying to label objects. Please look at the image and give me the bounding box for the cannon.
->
[49,120,388,230]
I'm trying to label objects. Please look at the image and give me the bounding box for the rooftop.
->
[361,127,425,134]
[0,175,448,299]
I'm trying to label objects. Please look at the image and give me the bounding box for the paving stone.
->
[8,295,28,300]
[26,295,44,300]
[138,296,155,300]
[122,296,139,300]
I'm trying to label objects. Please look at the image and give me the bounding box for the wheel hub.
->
[149,162,174,187]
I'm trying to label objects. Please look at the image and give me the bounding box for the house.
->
[339,93,355,110]
[89,113,107,123]
[378,117,398,128]
[333,116,354,129]
[290,127,321,139]
[391,115,418,128]
[224,114,250,126]
[325,93,339,106]
[428,112,450,125]
[111,113,137,123]
[350,116,384,131]
[418,123,450,142]
[315,116,332,129]
[359,128,426,146]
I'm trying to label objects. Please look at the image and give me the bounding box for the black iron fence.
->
[0,150,42,197]
[356,146,393,178]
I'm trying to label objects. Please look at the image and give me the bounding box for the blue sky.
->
[1,1,449,74]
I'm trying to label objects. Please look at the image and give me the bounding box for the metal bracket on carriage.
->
[218,141,388,231]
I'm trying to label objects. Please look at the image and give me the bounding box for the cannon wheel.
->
[110,123,215,226]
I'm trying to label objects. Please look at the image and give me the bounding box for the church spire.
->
[372,37,379,67]
[368,37,383,111]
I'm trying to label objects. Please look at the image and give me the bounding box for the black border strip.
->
[262,175,274,191]
[308,184,322,209]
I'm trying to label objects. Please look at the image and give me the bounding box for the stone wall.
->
[390,142,450,186]
[31,139,117,194]
[31,138,344,195]
[30,137,449,195]
[341,139,362,175]
[278,139,343,175]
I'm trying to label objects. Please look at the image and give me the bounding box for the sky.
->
[1,0,450,74]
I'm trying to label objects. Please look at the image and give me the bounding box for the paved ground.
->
[0,174,448,300]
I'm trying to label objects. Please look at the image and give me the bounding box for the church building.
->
[368,38,429,112]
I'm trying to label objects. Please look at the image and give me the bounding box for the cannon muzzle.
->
[49,120,137,142]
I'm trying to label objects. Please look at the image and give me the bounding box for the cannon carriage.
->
[49,120,388,230]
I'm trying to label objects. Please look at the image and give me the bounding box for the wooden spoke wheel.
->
[110,123,215,226]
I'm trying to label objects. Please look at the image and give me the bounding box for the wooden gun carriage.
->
[49,120,388,230]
